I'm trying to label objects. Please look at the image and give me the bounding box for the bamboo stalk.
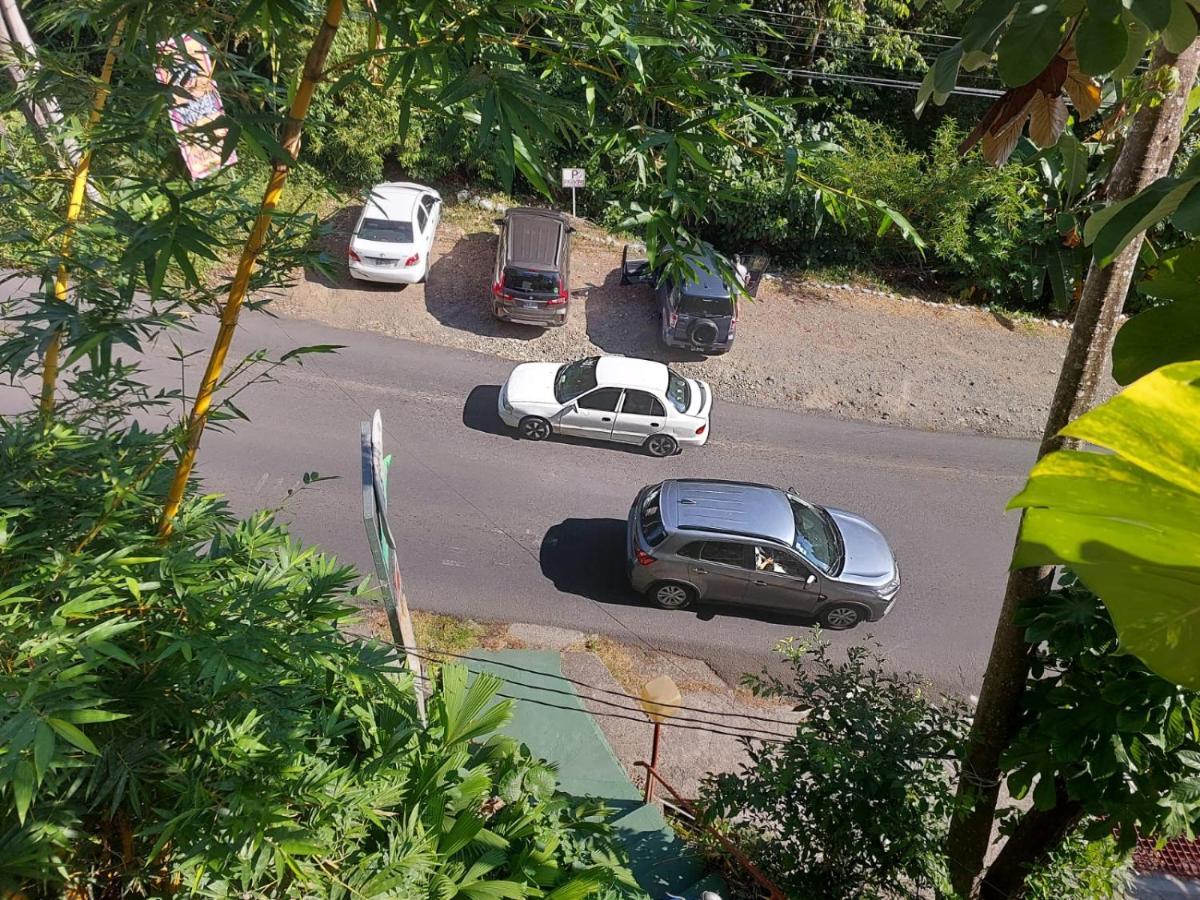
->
[365,0,383,82]
[158,0,345,538]
[38,19,125,419]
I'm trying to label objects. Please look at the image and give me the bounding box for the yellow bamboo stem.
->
[158,0,345,538]
[365,0,383,82]
[39,19,126,419]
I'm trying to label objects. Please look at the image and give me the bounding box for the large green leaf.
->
[1111,242,1200,383]
[1076,10,1129,75]
[997,0,1069,86]
[1112,303,1200,384]
[1009,361,1200,688]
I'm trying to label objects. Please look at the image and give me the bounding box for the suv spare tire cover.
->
[689,318,719,347]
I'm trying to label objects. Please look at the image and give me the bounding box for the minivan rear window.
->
[504,267,558,294]
[358,218,414,243]
[640,486,667,547]
[678,293,734,317]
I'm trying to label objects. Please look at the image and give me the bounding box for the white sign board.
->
[561,167,586,188]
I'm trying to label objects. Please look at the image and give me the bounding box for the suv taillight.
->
[548,278,568,306]
[635,549,656,566]
[493,274,511,301]
[348,248,361,263]
[668,311,679,328]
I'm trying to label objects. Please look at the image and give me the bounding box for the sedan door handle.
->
[601,416,612,422]
[753,580,767,586]
[694,567,709,575]
[650,422,660,427]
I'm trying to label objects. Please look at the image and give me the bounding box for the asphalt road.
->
[2,300,1036,692]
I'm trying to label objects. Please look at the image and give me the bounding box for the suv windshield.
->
[678,293,734,317]
[665,371,691,413]
[789,499,841,574]
[358,218,414,243]
[554,357,598,404]
[504,267,558,294]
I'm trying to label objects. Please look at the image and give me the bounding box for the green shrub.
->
[0,416,640,898]
[1023,832,1132,900]
[698,636,970,899]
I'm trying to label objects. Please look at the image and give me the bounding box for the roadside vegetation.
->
[1,0,1198,897]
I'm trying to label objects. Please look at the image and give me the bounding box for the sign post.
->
[639,675,682,801]
[561,167,585,217]
[361,410,426,725]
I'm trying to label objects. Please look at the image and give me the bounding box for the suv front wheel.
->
[818,603,866,630]
[647,581,696,610]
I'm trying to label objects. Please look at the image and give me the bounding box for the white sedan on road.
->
[497,355,713,456]
[347,182,441,285]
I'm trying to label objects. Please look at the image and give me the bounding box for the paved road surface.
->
[2,302,1036,691]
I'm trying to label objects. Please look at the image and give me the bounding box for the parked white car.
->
[347,182,441,285]
[497,356,713,456]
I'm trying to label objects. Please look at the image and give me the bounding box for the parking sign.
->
[561,167,586,188]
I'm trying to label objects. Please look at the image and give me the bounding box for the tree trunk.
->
[944,37,1200,899]
[0,0,82,170]
[978,780,1084,900]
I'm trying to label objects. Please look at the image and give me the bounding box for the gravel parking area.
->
[274,202,1107,439]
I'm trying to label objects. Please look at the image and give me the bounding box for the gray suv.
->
[626,479,901,629]
[492,208,574,327]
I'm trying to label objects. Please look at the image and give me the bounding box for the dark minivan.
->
[491,208,574,327]
[621,249,750,354]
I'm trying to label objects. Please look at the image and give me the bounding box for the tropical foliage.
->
[1006,578,1200,847]
[699,637,969,899]
[1009,360,1200,689]
[0,415,641,896]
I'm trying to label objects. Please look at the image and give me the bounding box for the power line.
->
[394,644,797,740]
[741,7,963,43]
[373,639,963,761]
[400,642,796,726]
[403,667,795,745]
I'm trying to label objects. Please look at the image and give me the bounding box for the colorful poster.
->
[154,35,236,180]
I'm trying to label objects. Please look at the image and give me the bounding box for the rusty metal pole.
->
[644,721,662,802]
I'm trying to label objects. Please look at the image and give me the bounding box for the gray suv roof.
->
[660,479,795,547]
[504,208,567,270]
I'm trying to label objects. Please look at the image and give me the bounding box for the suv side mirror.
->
[620,244,653,286]
[494,217,505,226]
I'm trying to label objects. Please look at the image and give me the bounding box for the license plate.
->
[520,300,538,309]
[369,258,395,267]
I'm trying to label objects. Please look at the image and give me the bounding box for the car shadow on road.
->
[540,516,826,628]
[462,385,517,437]
[425,232,538,341]
[583,267,709,364]
[540,518,642,607]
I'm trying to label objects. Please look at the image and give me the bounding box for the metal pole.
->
[644,721,661,802]
[571,185,576,218]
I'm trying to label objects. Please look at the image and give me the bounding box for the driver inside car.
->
[755,547,785,574]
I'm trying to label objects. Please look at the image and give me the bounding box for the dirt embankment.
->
[275,202,1108,439]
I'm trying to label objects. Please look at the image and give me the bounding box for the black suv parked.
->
[491,208,574,327]
[622,248,764,354]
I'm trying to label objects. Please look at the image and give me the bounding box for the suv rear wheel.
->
[647,581,696,610]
